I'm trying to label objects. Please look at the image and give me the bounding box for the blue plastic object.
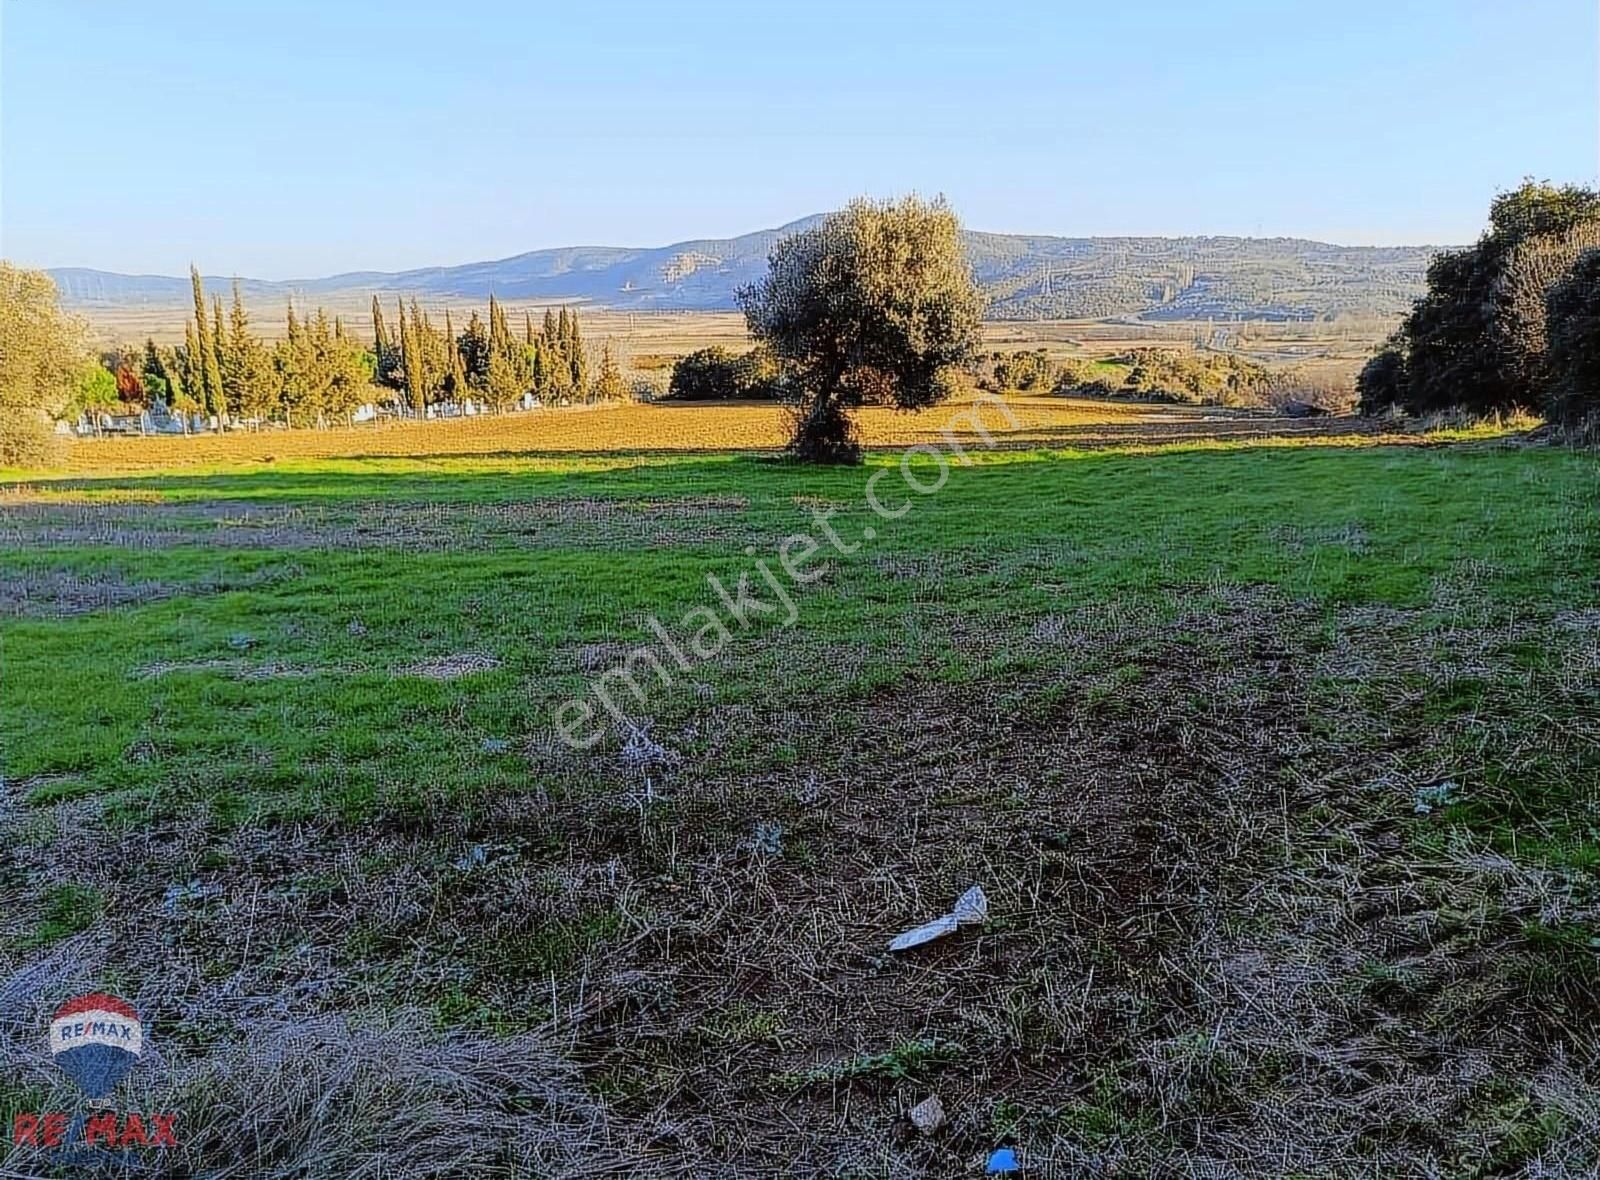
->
[986,1146,1020,1174]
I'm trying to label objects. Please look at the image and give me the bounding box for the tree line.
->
[76,270,630,432]
[1358,181,1600,434]
[373,295,625,415]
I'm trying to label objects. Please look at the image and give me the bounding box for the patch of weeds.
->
[698,1002,786,1046]
[1053,1065,1162,1144]
[1423,676,1489,723]
[23,777,95,806]
[1516,920,1600,993]
[774,1038,964,1090]
[433,984,499,1031]
[501,910,622,979]
[1451,1083,1567,1177]
[17,882,104,949]
[1355,959,1430,1009]
[1083,662,1143,716]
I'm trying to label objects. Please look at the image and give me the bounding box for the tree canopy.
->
[0,263,89,464]
[1363,181,1600,422]
[739,196,983,463]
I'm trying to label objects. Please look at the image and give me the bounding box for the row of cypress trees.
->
[161,270,630,425]
[372,295,626,411]
[181,268,371,424]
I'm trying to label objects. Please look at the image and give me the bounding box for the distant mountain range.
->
[47,217,1445,322]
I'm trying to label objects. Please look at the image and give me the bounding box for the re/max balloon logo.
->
[10,993,180,1160]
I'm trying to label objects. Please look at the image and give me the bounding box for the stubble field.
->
[1,398,1597,1176]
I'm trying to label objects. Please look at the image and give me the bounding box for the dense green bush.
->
[982,349,1056,392]
[1383,181,1600,418]
[666,346,782,401]
[1113,348,1271,406]
[1544,248,1600,433]
[1356,345,1409,415]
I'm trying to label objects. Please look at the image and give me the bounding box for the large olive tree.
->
[0,263,89,465]
[738,197,982,463]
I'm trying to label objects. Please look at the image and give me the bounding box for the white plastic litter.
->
[952,885,988,925]
[908,1094,946,1134]
[888,885,989,952]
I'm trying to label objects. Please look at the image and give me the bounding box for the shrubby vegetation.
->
[1115,348,1271,406]
[978,344,1348,412]
[1358,181,1600,431]
[666,346,782,401]
[1544,248,1600,433]
[739,196,982,463]
[0,264,89,464]
[979,349,1056,393]
[1038,347,1273,407]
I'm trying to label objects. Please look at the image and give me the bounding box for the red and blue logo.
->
[49,993,143,1100]
[11,992,178,1157]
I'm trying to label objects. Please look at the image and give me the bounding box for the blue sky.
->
[2,0,1595,278]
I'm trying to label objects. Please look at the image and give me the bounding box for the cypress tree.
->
[593,339,628,401]
[212,293,229,382]
[371,296,389,354]
[460,311,490,388]
[400,298,424,413]
[445,309,468,397]
[524,311,535,346]
[567,307,588,397]
[190,265,217,415]
[183,319,204,408]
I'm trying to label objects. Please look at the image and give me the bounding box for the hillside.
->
[46,218,1444,324]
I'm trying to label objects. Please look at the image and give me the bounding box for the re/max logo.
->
[12,1112,179,1149]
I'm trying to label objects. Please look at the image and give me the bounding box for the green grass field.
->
[3,432,1598,1175]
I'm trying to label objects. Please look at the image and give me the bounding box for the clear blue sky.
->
[2,0,1595,278]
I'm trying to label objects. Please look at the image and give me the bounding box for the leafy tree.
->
[1357,344,1409,415]
[212,293,228,392]
[535,307,572,401]
[371,296,403,390]
[371,295,390,355]
[182,321,205,410]
[0,264,92,462]
[739,196,982,462]
[566,307,588,397]
[407,299,450,405]
[987,349,1056,392]
[668,345,736,399]
[1544,247,1600,433]
[277,304,312,423]
[319,310,370,421]
[480,294,530,408]
[72,361,120,431]
[113,360,145,406]
[667,345,780,400]
[225,281,279,421]
[1397,181,1600,416]
[138,338,174,406]
[1490,221,1600,401]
